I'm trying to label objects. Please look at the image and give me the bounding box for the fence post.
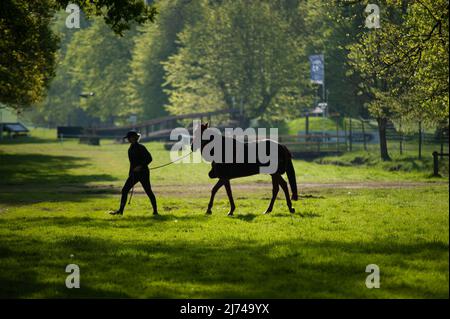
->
[418,121,422,160]
[399,120,403,155]
[344,119,348,151]
[305,113,309,135]
[433,151,440,177]
[361,119,367,151]
[336,116,339,152]
[349,118,353,151]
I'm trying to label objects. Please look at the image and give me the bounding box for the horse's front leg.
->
[206,179,225,214]
[224,179,235,216]
[264,175,279,214]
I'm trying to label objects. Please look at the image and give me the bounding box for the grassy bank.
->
[0,129,448,298]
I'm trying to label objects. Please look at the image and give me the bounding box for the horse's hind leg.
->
[278,175,295,213]
[264,175,279,214]
[224,179,235,216]
[206,179,225,214]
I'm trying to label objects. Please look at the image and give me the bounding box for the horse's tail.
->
[284,146,298,201]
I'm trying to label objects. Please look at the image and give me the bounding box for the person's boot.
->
[109,209,123,216]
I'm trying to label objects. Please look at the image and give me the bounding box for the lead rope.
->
[128,151,193,205]
[149,151,193,170]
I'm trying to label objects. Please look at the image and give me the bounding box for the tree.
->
[0,0,59,110]
[0,0,157,111]
[303,1,370,117]
[163,0,312,126]
[125,0,204,120]
[28,15,138,126]
[26,11,91,127]
[64,18,137,124]
[344,0,449,160]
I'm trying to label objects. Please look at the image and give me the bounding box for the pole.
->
[433,151,439,177]
[344,118,348,151]
[399,120,403,155]
[336,116,339,152]
[418,121,422,160]
[361,119,367,151]
[322,84,325,103]
[305,112,309,136]
[349,118,353,152]
[322,53,326,103]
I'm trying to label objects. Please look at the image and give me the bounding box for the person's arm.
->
[133,145,152,171]
[142,145,152,165]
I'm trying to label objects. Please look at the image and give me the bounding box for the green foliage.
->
[54,0,157,35]
[163,0,313,124]
[346,0,449,125]
[0,0,59,110]
[30,16,137,125]
[0,0,157,111]
[65,18,137,123]
[303,1,369,117]
[27,12,90,126]
[0,134,448,298]
[125,0,204,119]
[4,0,448,132]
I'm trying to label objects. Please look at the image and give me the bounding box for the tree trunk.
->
[377,117,391,161]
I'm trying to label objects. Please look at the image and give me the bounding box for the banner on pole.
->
[309,54,324,84]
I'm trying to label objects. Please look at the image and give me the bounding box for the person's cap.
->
[123,130,141,139]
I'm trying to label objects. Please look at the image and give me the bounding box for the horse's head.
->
[191,122,209,152]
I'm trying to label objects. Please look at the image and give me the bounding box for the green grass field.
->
[0,129,448,298]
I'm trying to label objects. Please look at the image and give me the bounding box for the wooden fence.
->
[79,111,448,159]
[86,109,241,139]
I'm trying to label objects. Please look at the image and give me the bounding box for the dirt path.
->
[64,181,445,197]
[1,181,446,197]
[151,181,447,196]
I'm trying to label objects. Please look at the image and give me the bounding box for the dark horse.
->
[192,123,298,216]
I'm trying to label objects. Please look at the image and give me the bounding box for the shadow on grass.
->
[0,153,118,205]
[0,223,447,298]
[298,211,321,218]
[300,194,325,199]
[0,214,205,230]
[0,135,57,145]
[235,214,258,222]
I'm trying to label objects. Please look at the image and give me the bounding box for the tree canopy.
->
[2,0,447,158]
[0,0,157,110]
[163,0,313,125]
[346,0,448,123]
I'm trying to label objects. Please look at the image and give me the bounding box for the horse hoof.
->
[227,212,234,217]
[205,210,212,215]
[263,210,271,215]
[289,208,295,214]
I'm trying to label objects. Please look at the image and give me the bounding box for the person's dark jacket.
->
[128,142,152,175]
